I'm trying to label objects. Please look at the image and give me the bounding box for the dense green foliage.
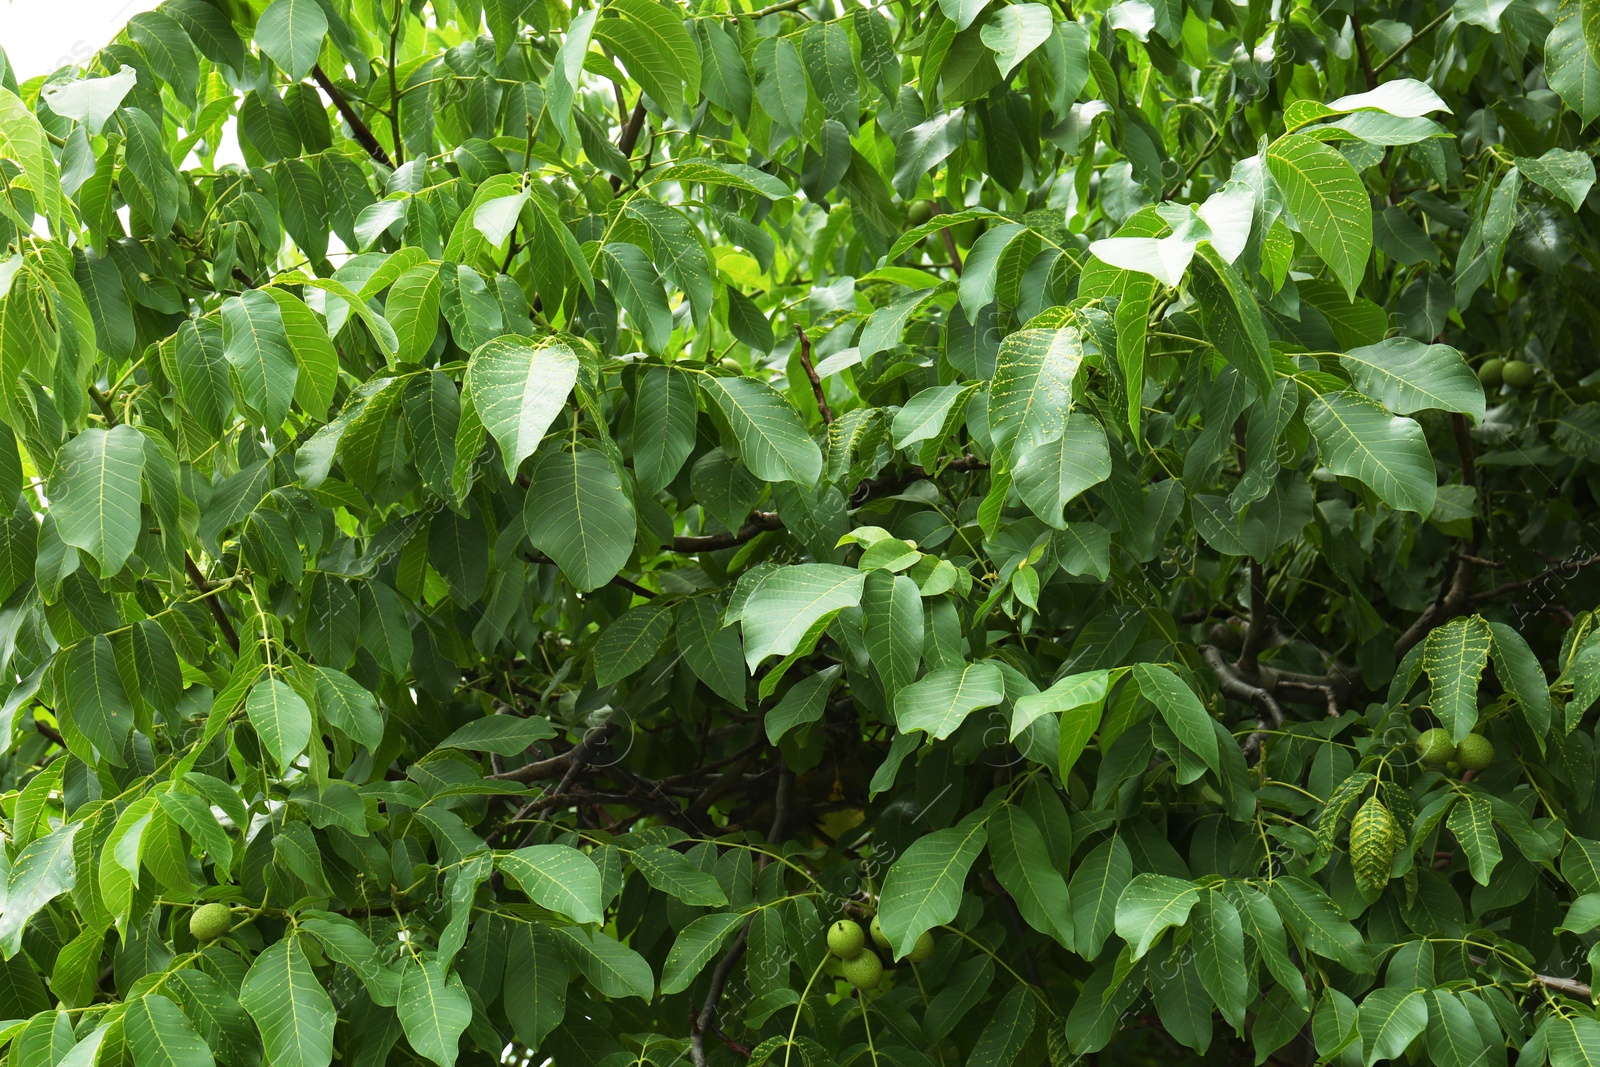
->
[2,0,1600,1063]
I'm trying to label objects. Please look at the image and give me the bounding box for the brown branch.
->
[490,751,572,783]
[747,0,808,15]
[1468,554,1600,605]
[673,512,784,552]
[609,96,649,192]
[32,717,65,749]
[1236,559,1271,673]
[794,326,834,425]
[1201,644,1283,762]
[1396,414,1484,655]
[312,65,394,168]
[937,210,963,276]
[1469,955,1592,1000]
[1351,11,1379,91]
[185,554,240,654]
[1372,8,1453,77]
[691,766,793,1067]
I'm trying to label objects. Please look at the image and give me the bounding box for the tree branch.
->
[672,512,784,552]
[185,554,240,654]
[609,96,649,192]
[1468,554,1600,606]
[691,765,792,1067]
[1201,644,1283,761]
[795,326,833,425]
[1236,559,1271,673]
[313,65,394,168]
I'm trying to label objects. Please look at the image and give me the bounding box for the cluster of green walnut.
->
[1477,357,1536,390]
[1415,728,1496,773]
[826,916,934,990]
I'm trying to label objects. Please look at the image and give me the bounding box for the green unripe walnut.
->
[869,914,890,949]
[1502,360,1536,389]
[842,950,883,990]
[906,931,934,963]
[1477,359,1505,388]
[827,920,865,959]
[189,903,233,942]
[1416,727,1455,766]
[907,200,936,227]
[1456,733,1495,771]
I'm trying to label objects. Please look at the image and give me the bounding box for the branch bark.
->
[795,326,833,425]
[609,96,649,192]
[312,65,394,168]
[1201,644,1284,761]
[691,766,793,1067]
[185,554,240,654]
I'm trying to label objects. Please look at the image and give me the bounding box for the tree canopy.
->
[0,0,1599,1063]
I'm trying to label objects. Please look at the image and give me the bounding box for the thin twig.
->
[312,65,393,168]
[1372,8,1453,77]
[1469,955,1592,1000]
[673,512,784,552]
[32,718,65,749]
[794,326,833,425]
[747,0,808,17]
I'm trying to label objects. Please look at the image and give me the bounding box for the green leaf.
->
[1305,391,1437,515]
[894,661,1006,740]
[1423,615,1492,741]
[981,4,1055,76]
[940,0,994,31]
[700,376,823,485]
[0,88,69,221]
[968,984,1037,1067]
[222,289,299,430]
[239,936,337,1067]
[437,715,556,756]
[989,326,1085,460]
[594,602,674,686]
[260,287,339,420]
[557,927,654,1000]
[385,263,442,365]
[1189,243,1276,400]
[62,635,136,763]
[861,569,923,703]
[676,598,747,709]
[877,811,989,959]
[465,335,579,479]
[1191,890,1249,1027]
[1012,412,1112,528]
[1114,873,1200,959]
[1132,663,1219,776]
[498,844,605,923]
[1068,835,1132,960]
[1446,792,1502,885]
[245,676,313,771]
[633,366,698,494]
[1550,0,1600,125]
[0,823,79,956]
[1517,147,1597,212]
[740,564,865,668]
[523,447,636,592]
[1266,131,1373,300]
[765,665,839,744]
[1269,876,1372,973]
[255,0,328,80]
[601,243,673,351]
[1488,621,1553,739]
[397,958,471,1067]
[590,0,701,122]
[1340,338,1485,423]
[660,912,746,995]
[989,805,1074,946]
[50,424,146,577]
[631,843,728,905]
[1356,987,1427,1067]
[125,993,215,1067]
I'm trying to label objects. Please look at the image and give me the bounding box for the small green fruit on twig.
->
[842,951,884,990]
[906,931,934,963]
[1416,728,1454,766]
[869,914,890,949]
[828,919,865,958]
[189,903,233,941]
[1456,733,1495,771]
